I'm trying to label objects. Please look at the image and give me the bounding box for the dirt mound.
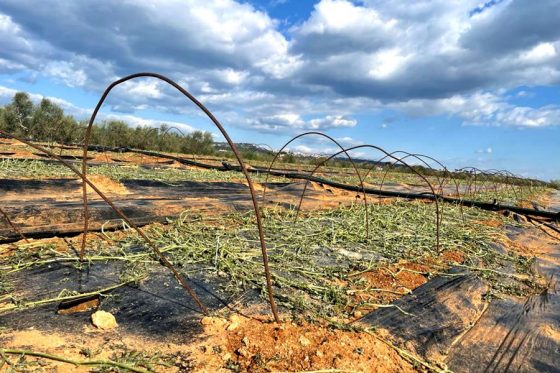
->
[198,314,415,372]
[85,175,129,195]
[1,313,414,372]
[237,179,266,192]
[356,262,429,304]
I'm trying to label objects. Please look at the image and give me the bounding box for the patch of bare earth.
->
[85,174,130,195]
[1,312,415,372]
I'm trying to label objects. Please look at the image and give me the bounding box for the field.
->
[0,137,559,373]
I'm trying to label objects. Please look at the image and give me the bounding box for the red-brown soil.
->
[1,311,415,372]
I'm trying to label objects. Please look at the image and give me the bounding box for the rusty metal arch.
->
[261,131,369,237]
[79,72,279,321]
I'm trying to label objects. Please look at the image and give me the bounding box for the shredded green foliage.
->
[2,200,543,320]
[0,158,281,183]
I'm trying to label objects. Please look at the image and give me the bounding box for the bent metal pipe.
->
[79,72,279,322]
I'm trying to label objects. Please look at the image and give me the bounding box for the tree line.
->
[1,92,555,185]
[0,92,215,155]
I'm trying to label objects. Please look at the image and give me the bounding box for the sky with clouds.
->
[0,0,558,180]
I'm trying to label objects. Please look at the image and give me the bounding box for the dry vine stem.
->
[0,128,208,316]
[0,349,148,373]
[261,131,370,238]
[79,72,279,322]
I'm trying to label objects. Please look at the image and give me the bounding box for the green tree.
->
[3,92,34,135]
[30,98,66,141]
[0,106,6,131]
[283,152,296,164]
[104,121,131,147]
[181,131,214,155]
[0,91,215,155]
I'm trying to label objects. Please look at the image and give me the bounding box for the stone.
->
[237,346,251,358]
[91,310,117,330]
[299,335,311,347]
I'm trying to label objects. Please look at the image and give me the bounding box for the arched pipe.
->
[292,144,442,250]
[261,132,369,237]
[79,73,279,322]
[369,151,463,224]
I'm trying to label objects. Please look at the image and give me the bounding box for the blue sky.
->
[0,0,559,180]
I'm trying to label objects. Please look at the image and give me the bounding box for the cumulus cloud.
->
[461,0,560,56]
[0,0,559,131]
[0,0,298,82]
[290,0,396,57]
[293,0,560,101]
[247,113,357,133]
[393,91,560,127]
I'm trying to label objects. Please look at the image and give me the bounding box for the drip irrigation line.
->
[3,143,558,240]
[223,163,560,221]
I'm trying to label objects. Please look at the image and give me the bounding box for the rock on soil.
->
[91,310,118,330]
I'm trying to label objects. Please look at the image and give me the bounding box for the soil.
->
[86,174,130,195]
[355,262,430,305]
[1,311,414,372]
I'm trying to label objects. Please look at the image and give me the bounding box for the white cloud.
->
[494,105,560,127]
[308,115,356,129]
[0,0,559,133]
[394,90,560,127]
[215,68,249,85]
[518,42,557,63]
[367,48,410,80]
[43,61,88,87]
[103,113,197,134]
[248,113,357,133]
[292,0,397,56]
[122,80,162,99]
